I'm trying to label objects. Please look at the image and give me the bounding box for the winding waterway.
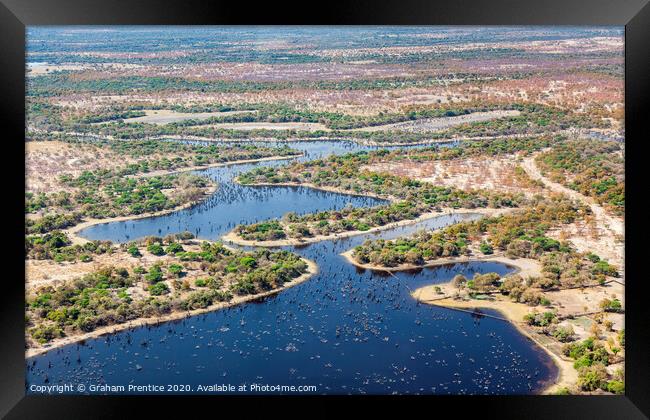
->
[26,140,556,395]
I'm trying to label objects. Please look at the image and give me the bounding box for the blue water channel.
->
[26,140,556,395]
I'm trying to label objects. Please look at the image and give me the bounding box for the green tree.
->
[147,243,165,256]
[165,242,184,254]
[127,245,141,257]
[168,263,184,278]
[577,364,608,391]
[144,264,164,283]
[149,282,169,296]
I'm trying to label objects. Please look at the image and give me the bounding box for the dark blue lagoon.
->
[26,140,557,395]
[77,140,437,243]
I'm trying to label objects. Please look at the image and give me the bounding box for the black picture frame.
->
[2,0,649,417]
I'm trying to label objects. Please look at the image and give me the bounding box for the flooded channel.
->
[26,140,556,395]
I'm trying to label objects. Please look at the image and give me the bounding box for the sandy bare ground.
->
[26,141,300,193]
[547,220,623,269]
[27,245,198,288]
[521,154,624,271]
[29,239,246,288]
[363,153,544,196]
[25,141,143,193]
[26,258,318,358]
[27,63,93,75]
[546,282,624,318]
[106,109,257,125]
[27,62,142,76]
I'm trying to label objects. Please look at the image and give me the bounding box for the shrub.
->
[499,275,522,293]
[404,250,424,265]
[563,338,595,360]
[592,260,618,277]
[144,236,163,246]
[452,274,467,288]
[479,241,493,255]
[533,276,558,290]
[127,245,141,257]
[181,290,213,309]
[506,239,532,258]
[586,253,600,263]
[168,263,184,278]
[524,311,556,327]
[577,364,608,391]
[553,387,571,395]
[144,264,164,283]
[239,256,257,268]
[573,355,594,369]
[206,277,223,289]
[147,243,165,256]
[599,298,623,313]
[232,278,256,295]
[564,337,610,368]
[180,289,232,310]
[30,324,64,344]
[472,272,500,292]
[176,231,195,240]
[520,289,544,305]
[552,325,575,342]
[606,380,624,395]
[149,282,169,296]
[165,242,184,254]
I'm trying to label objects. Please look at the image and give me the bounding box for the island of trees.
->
[26,232,312,350]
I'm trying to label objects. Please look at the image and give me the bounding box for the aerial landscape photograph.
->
[24,26,625,395]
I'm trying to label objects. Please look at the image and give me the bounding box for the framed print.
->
[1,0,649,417]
